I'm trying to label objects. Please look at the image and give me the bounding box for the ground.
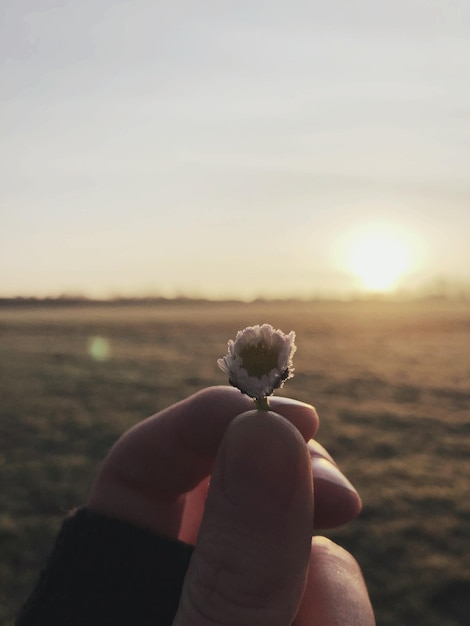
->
[1,299,469,625]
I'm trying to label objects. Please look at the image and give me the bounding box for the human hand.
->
[88,386,374,625]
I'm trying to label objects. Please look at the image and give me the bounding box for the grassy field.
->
[1,299,469,625]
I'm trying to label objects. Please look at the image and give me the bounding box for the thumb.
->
[173,410,314,626]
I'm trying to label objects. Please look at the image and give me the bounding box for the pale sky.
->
[1,0,469,299]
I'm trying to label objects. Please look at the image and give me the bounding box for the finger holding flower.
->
[217,323,362,530]
[173,325,372,625]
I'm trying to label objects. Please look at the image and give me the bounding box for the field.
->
[1,299,469,625]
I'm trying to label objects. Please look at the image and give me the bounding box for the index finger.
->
[88,386,318,536]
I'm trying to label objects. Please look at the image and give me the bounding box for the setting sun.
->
[342,223,414,292]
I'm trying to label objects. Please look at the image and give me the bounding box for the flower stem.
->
[254,396,270,411]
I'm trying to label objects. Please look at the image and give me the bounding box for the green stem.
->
[254,396,270,411]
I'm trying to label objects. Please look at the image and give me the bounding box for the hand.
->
[88,386,375,625]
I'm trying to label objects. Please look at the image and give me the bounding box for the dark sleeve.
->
[16,508,194,626]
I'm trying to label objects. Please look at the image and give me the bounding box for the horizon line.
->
[1,291,469,307]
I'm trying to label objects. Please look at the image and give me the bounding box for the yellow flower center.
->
[239,342,279,378]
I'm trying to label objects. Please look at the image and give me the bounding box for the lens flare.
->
[88,336,111,361]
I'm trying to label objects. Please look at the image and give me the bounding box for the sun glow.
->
[343,223,414,292]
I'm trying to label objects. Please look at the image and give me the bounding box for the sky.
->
[1,0,469,299]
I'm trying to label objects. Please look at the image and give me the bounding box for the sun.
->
[343,224,413,292]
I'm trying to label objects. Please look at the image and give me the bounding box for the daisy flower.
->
[217,323,296,410]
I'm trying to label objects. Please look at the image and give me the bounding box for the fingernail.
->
[270,397,314,410]
[269,398,318,442]
[312,458,358,495]
[308,439,336,465]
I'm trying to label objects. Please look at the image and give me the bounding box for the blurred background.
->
[1,2,469,626]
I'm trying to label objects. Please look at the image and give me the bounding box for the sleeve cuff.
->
[16,508,194,626]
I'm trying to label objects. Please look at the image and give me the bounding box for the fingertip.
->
[307,440,362,529]
[215,410,313,515]
[312,458,362,529]
[266,396,319,441]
